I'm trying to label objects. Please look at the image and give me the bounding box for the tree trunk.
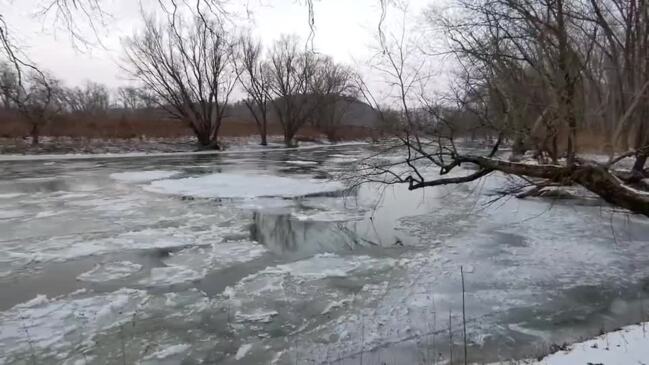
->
[30,123,40,146]
[452,155,649,217]
[631,153,648,180]
[260,118,268,146]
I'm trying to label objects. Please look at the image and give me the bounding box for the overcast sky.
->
[0,0,438,92]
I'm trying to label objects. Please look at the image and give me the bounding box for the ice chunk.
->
[142,343,191,361]
[0,193,25,199]
[163,241,267,275]
[144,173,345,199]
[264,253,395,280]
[235,309,278,323]
[110,170,180,183]
[77,261,143,282]
[235,343,253,360]
[285,160,318,166]
[138,266,203,287]
[0,289,148,360]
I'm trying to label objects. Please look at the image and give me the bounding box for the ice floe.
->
[263,253,395,280]
[0,289,148,362]
[145,173,345,199]
[162,241,268,276]
[141,343,191,361]
[77,261,143,282]
[138,266,203,287]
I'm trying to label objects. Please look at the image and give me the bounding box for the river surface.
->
[1,144,649,364]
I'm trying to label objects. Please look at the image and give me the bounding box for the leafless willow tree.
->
[311,56,358,141]
[123,12,238,149]
[63,81,110,115]
[357,0,649,218]
[0,63,64,144]
[266,35,320,147]
[117,86,159,110]
[237,34,272,145]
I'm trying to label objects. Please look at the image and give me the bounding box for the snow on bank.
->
[0,142,368,161]
[145,173,345,199]
[77,261,143,282]
[523,322,649,365]
[110,170,180,183]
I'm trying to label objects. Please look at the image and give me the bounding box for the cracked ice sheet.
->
[144,172,345,199]
[162,241,268,273]
[0,289,148,363]
[0,288,218,365]
[77,261,143,282]
[487,322,649,365]
[0,218,251,277]
[223,254,396,331]
[137,241,268,287]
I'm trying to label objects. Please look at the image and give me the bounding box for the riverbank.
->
[491,321,649,364]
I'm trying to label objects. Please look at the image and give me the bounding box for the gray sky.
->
[0,0,437,92]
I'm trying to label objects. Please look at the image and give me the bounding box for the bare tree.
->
[0,67,64,145]
[267,35,319,147]
[117,86,159,111]
[124,12,238,149]
[63,81,110,115]
[237,34,272,145]
[311,56,358,141]
[355,0,649,218]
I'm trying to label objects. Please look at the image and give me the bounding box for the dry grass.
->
[0,112,377,141]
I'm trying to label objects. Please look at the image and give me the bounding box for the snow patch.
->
[145,173,345,199]
[493,322,649,365]
[77,261,143,282]
[110,170,181,183]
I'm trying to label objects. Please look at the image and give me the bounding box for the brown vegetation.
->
[0,109,376,141]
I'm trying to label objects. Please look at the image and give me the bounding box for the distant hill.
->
[224,96,380,128]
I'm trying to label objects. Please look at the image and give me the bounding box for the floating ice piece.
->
[235,343,253,360]
[235,309,278,323]
[264,253,396,280]
[145,173,345,199]
[163,241,267,275]
[285,160,318,166]
[77,261,143,282]
[139,266,203,287]
[0,289,148,361]
[142,343,191,361]
[291,210,364,222]
[110,170,181,183]
[0,209,26,219]
[0,193,24,199]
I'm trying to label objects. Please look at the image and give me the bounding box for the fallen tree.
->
[355,0,649,218]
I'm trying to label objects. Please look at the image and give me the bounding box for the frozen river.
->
[2,144,649,364]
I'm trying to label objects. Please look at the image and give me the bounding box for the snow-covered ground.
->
[2,144,649,364]
[491,322,649,364]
